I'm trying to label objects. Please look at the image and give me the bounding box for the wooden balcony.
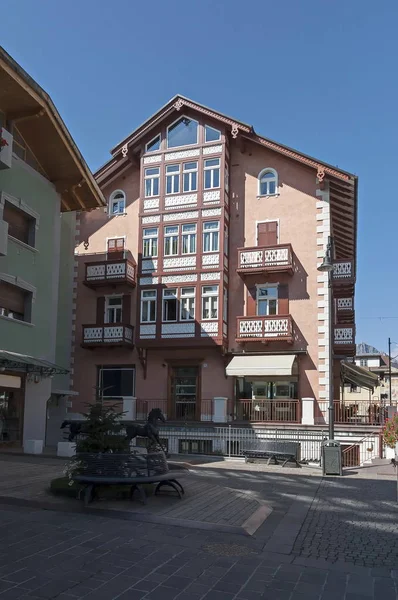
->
[81,324,134,348]
[333,325,355,356]
[236,315,293,343]
[237,244,293,275]
[332,260,355,286]
[84,258,136,288]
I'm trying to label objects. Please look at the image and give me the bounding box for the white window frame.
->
[109,190,126,215]
[203,221,220,253]
[258,168,278,197]
[164,225,179,256]
[202,285,219,320]
[256,284,278,317]
[204,158,221,190]
[255,219,280,245]
[140,290,157,323]
[105,295,123,324]
[165,164,180,195]
[183,161,198,192]
[142,227,158,258]
[166,115,199,149]
[204,124,221,143]
[180,287,196,321]
[144,167,160,198]
[182,223,197,254]
[145,134,161,153]
[162,288,178,322]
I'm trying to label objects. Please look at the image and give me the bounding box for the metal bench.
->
[72,452,187,506]
[241,440,301,467]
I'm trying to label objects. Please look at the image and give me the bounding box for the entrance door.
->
[257,221,278,246]
[0,389,24,445]
[170,366,199,421]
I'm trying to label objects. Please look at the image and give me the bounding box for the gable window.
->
[202,285,219,320]
[3,200,36,247]
[257,286,278,316]
[165,164,180,194]
[205,125,221,143]
[183,162,198,192]
[141,290,157,323]
[182,223,196,254]
[105,296,123,324]
[167,116,198,149]
[143,228,158,257]
[180,287,195,321]
[203,221,219,253]
[204,158,220,189]
[164,226,179,256]
[0,280,32,323]
[145,134,161,153]
[163,288,177,322]
[258,168,278,196]
[144,167,160,197]
[109,190,126,215]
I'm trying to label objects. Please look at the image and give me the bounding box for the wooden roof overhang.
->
[0,47,105,212]
[95,95,357,265]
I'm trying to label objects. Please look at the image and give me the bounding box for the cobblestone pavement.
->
[292,474,398,569]
[0,504,397,600]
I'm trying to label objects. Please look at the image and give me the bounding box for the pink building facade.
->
[71,96,357,431]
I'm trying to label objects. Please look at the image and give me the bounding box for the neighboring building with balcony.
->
[71,95,357,444]
[0,47,104,448]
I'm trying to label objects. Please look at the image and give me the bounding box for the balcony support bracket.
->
[138,347,148,380]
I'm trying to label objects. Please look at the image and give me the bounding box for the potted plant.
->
[383,414,398,451]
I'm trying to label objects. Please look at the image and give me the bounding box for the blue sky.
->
[2,0,397,355]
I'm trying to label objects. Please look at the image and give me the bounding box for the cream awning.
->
[226,354,296,377]
[341,362,379,392]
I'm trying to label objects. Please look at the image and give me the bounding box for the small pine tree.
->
[76,402,130,454]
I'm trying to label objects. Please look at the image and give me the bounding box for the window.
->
[182,223,196,254]
[224,224,229,257]
[205,125,221,143]
[257,286,278,316]
[167,116,198,148]
[0,281,32,322]
[109,190,126,215]
[144,167,160,197]
[180,287,195,320]
[225,163,229,194]
[107,238,124,254]
[164,225,179,256]
[203,221,219,252]
[3,201,36,246]
[98,366,135,398]
[258,168,278,196]
[165,164,180,194]
[142,228,158,257]
[145,134,161,153]
[202,285,218,320]
[359,358,368,367]
[105,296,122,323]
[163,288,177,322]
[350,385,360,393]
[183,161,198,192]
[204,158,220,189]
[141,290,157,323]
[223,289,228,322]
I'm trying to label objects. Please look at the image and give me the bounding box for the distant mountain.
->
[356,342,398,368]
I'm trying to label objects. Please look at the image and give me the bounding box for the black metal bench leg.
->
[167,479,185,495]
[155,481,182,499]
[83,484,95,507]
[130,484,147,505]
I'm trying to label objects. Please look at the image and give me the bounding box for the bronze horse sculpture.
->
[61,408,167,454]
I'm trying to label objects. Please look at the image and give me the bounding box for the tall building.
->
[71,96,357,446]
[0,47,104,448]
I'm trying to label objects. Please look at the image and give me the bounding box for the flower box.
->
[0,128,13,170]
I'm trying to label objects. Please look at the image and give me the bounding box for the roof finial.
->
[121,144,128,158]
[174,98,184,111]
[231,123,239,139]
[317,166,325,183]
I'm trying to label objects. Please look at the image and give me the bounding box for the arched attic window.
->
[258,168,278,197]
[109,190,126,215]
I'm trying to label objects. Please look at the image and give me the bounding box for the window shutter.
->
[122,294,131,324]
[246,286,257,316]
[96,296,105,324]
[0,281,25,314]
[278,284,289,315]
[3,202,31,245]
[257,221,278,247]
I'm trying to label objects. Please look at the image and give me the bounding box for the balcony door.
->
[257,221,278,246]
[170,366,199,421]
[107,238,125,260]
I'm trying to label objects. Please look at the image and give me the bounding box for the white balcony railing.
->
[236,315,293,341]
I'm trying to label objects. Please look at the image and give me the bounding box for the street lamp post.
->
[318,236,335,441]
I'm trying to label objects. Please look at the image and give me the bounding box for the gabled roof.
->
[0,46,105,211]
[95,94,357,260]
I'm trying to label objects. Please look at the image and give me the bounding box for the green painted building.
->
[0,47,104,449]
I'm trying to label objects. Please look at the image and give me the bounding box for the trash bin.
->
[322,440,342,476]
